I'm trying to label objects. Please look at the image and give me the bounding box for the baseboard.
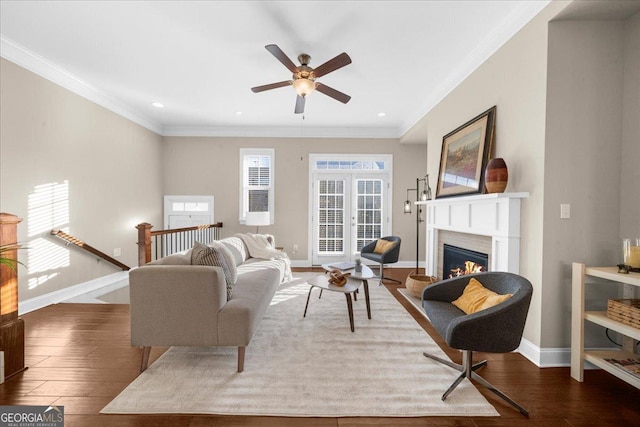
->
[290,260,312,268]
[289,260,425,269]
[517,339,567,367]
[517,339,616,369]
[18,271,130,315]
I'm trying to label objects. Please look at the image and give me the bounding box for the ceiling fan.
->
[251,44,352,114]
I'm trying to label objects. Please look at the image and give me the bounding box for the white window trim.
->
[239,148,275,224]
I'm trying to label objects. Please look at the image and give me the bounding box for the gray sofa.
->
[129,235,289,373]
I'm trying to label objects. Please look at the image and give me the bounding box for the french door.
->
[312,174,389,265]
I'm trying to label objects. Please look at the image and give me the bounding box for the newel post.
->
[0,212,27,380]
[136,223,153,266]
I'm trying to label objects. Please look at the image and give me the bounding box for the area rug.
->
[101,273,498,417]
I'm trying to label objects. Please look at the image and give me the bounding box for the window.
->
[240,148,274,222]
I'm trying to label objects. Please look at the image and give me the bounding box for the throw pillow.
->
[191,241,235,301]
[208,241,237,285]
[373,239,395,254]
[452,277,513,315]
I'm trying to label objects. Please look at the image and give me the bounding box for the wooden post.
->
[136,223,153,266]
[0,213,27,380]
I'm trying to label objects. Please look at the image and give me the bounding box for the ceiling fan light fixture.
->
[293,78,315,97]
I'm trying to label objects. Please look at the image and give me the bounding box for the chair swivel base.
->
[376,264,401,284]
[423,350,529,416]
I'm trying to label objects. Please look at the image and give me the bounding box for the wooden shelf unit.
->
[571,263,640,388]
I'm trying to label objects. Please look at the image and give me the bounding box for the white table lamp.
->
[245,211,270,233]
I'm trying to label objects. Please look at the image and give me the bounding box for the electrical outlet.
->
[113,248,122,257]
[560,204,570,219]
[293,244,298,253]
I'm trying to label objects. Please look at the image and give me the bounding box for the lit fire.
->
[449,261,486,278]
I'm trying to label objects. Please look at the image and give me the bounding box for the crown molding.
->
[398,1,551,136]
[2,0,548,142]
[1,35,399,140]
[1,34,399,140]
[162,125,400,139]
[1,35,164,135]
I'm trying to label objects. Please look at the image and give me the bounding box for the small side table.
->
[303,264,374,332]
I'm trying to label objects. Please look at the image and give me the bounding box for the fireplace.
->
[417,193,528,277]
[443,244,488,279]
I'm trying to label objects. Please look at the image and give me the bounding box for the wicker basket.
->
[607,299,640,329]
[405,271,438,298]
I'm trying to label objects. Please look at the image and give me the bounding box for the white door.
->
[164,195,214,229]
[352,177,385,255]
[168,214,210,229]
[163,195,215,256]
[312,174,388,265]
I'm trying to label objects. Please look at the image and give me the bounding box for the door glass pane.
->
[355,179,384,251]
[317,179,345,255]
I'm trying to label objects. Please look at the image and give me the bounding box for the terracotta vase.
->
[485,158,508,193]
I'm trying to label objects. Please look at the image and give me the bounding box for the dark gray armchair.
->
[360,236,401,284]
[421,272,533,416]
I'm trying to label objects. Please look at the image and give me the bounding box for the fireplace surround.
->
[416,192,528,277]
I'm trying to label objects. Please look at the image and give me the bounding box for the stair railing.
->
[51,229,131,271]
[136,222,223,266]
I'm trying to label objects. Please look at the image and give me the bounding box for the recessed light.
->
[152,102,164,108]
[235,111,243,116]
[377,112,386,117]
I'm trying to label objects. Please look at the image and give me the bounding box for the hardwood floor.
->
[1,268,639,426]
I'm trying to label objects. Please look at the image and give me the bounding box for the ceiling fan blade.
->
[265,44,299,73]
[315,83,351,104]
[251,80,292,93]
[294,95,305,114]
[313,52,352,78]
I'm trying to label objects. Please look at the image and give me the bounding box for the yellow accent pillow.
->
[452,277,513,314]
[373,239,395,254]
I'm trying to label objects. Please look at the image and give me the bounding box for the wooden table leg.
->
[345,293,355,332]
[363,280,371,319]
[303,286,314,317]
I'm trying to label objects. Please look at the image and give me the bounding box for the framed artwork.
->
[436,106,496,198]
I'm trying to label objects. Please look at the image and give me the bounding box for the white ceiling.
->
[0,1,551,138]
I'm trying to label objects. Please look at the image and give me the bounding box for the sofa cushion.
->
[217,264,281,346]
[208,241,237,284]
[239,257,288,283]
[220,236,249,266]
[191,241,235,300]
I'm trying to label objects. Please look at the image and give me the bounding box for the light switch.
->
[560,204,570,219]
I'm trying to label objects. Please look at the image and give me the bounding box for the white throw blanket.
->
[237,233,292,281]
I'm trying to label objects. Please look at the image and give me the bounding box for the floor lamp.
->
[404,175,432,272]
[245,211,271,234]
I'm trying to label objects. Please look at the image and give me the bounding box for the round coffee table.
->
[302,264,374,332]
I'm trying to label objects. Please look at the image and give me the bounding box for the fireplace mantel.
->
[416,192,529,277]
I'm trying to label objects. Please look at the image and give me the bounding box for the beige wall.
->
[543,20,626,348]
[621,11,640,238]
[400,2,570,347]
[0,58,164,300]
[162,136,428,264]
[400,2,639,351]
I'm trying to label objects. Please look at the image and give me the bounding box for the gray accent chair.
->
[360,236,401,284]
[421,272,533,416]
